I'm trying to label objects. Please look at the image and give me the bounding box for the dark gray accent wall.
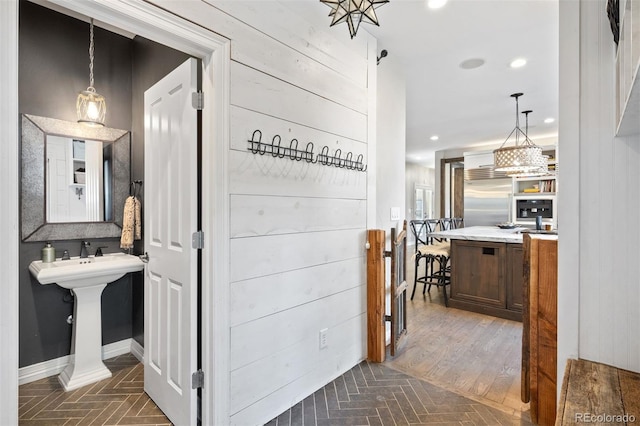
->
[18,1,133,367]
[18,1,192,366]
[19,1,133,130]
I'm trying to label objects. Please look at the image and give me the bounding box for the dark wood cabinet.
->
[449,239,523,321]
[506,244,524,312]
[450,241,505,307]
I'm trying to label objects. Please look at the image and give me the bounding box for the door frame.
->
[0,1,19,423]
[413,184,434,220]
[0,1,231,424]
[439,156,464,218]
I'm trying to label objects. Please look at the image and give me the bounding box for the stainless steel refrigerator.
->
[463,178,512,227]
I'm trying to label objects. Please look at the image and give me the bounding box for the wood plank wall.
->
[151,1,373,424]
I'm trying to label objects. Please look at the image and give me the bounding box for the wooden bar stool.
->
[409,219,451,306]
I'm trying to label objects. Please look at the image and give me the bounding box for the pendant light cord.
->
[514,94,520,145]
[88,18,95,89]
[497,92,535,149]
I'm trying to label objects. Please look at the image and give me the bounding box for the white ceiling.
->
[283,0,559,167]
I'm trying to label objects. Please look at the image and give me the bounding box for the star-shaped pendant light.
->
[320,0,389,39]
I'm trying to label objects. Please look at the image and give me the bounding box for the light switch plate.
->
[390,207,400,221]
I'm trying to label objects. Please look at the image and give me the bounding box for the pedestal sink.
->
[29,253,145,391]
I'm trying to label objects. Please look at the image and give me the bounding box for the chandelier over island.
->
[493,93,545,174]
[506,109,549,177]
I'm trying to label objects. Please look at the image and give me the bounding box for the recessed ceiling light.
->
[510,58,527,68]
[544,117,555,124]
[427,0,448,9]
[459,58,485,70]
[415,156,422,160]
[430,135,439,141]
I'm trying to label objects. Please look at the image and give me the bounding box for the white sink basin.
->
[29,252,144,391]
[29,252,144,289]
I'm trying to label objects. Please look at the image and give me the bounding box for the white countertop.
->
[430,225,527,243]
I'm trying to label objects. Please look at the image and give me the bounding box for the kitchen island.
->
[431,226,527,321]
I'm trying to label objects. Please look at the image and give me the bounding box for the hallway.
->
[385,245,529,419]
[386,289,529,420]
[267,360,530,425]
[18,247,528,426]
[267,246,531,425]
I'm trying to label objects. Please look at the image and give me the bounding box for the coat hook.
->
[248,130,262,154]
[271,135,283,158]
[305,142,315,163]
[289,138,299,160]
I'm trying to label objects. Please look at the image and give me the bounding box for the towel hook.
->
[130,180,143,198]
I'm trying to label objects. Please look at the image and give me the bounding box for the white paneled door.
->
[144,58,198,426]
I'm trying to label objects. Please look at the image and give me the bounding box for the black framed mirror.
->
[21,114,130,242]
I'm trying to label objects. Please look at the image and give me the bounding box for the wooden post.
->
[367,229,385,362]
[524,234,558,425]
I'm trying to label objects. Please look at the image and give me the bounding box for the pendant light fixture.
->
[493,93,544,173]
[507,109,549,177]
[320,0,389,39]
[76,18,106,127]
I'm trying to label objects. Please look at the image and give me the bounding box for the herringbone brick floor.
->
[19,353,530,425]
[19,354,171,426]
[266,361,532,426]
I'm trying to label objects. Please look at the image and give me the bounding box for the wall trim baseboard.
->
[18,338,135,385]
[130,339,144,363]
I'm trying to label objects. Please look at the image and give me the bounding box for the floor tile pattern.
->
[266,361,532,426]
[19,354,171,426]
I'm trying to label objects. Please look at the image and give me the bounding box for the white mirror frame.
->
[21,114,130,242]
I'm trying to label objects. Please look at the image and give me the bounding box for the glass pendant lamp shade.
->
[493,93,544,172]
[77,18,106,127]
[77,87,106,126]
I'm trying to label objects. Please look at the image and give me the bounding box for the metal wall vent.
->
[464,167,509,181]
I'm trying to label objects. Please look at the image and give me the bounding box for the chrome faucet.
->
[80,241,90,258]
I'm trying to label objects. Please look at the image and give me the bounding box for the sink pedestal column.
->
[58,283,112,391]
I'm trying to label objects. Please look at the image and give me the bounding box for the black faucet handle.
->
[80,241,91,258]
[95,246,108,257]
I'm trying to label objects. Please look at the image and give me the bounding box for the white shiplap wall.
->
[558,0,640,377]
[150,1,373,424]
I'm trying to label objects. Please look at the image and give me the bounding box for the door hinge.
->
[191,370,204,389]
[192,231,204,249]
[192,91,204,110]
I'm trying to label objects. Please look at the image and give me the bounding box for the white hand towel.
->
[120,195,141,249]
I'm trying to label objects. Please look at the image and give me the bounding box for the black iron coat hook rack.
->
[247,129,367,172]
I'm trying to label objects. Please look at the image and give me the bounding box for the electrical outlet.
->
[319,328,328,349]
